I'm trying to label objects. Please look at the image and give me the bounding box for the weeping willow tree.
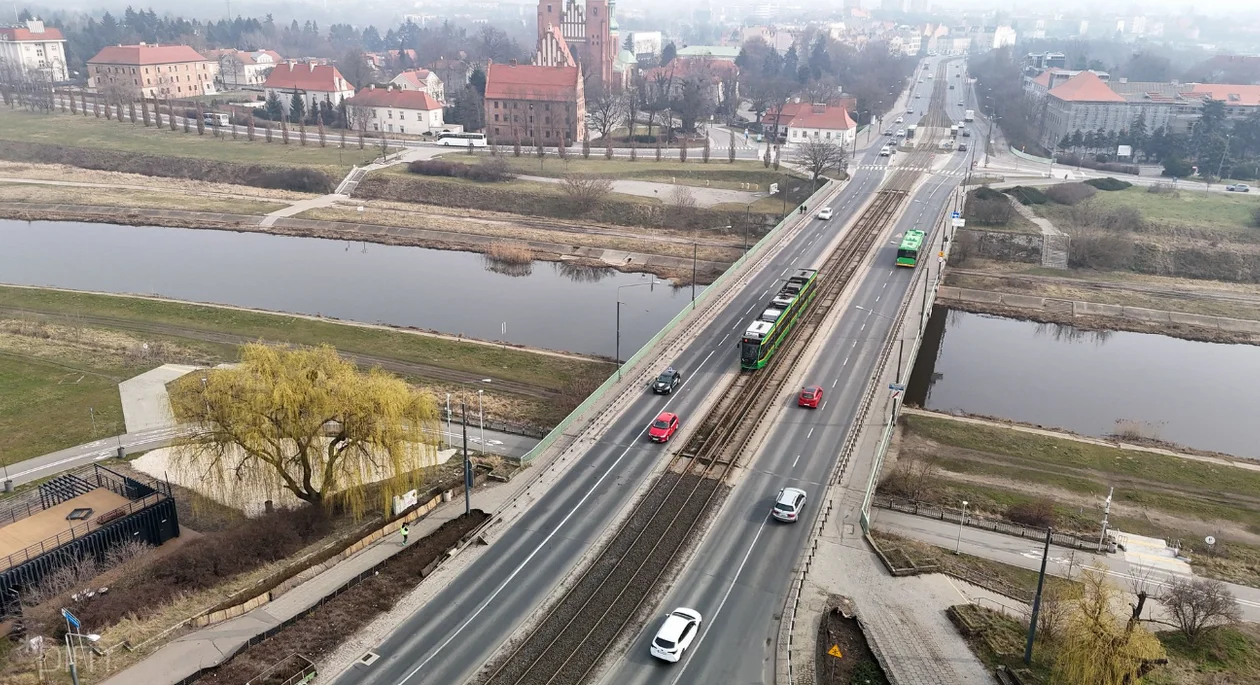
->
[1053,566,1167,684]
[169,344,440,517]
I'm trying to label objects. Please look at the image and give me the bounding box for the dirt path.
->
[0,305,565,401]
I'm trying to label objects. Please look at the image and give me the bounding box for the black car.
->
[653,367,683,394]
[957,143,968,152]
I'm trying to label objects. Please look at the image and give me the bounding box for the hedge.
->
[1083,177,1132,191]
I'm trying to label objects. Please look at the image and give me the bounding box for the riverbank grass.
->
[0,108,370,173]
[894,412,1260,587]
[0,183,288,215]
[1034,184,1260,234]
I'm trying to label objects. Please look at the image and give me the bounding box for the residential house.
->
[740,26,796,53]
[211,48,282,88]
[0,19,68,82]
[344,84,444,134]
[87,43,216,98]
[765,97,857,141]
[389,68,445,102]
[263,62,356,115]
[483,60,586,146]
[429,58,471,91]
[784,104,856,147]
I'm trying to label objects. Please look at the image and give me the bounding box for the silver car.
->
[772,487,808,523]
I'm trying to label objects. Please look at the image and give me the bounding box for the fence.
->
[245,653,315,685]
[872,494,1113,552]
[517,179,837,464]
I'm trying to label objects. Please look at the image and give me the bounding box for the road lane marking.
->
[832,378,839,388]
[669,514,772,685]
[792,454,802,468]
[806,428,814,439]
[394,348,718,684]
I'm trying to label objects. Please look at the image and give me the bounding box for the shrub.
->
[971,186,1006,201]
[1230,162,1259,181]
[1083,177,1132,191]
[559,174,614,211]
[486,240,534,265]
[406,158,515,182]
[1045,182,1097,205]
[1005,498,1057,528]
[1054,153,1139,175]
[1252,206,1260,229]
[1162,157,1194,178]
[1067,227,1136,269]
[1003,185,1048,205]
[1148,182,1177,195]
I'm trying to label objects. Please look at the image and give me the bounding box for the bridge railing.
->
[519,179,837,463]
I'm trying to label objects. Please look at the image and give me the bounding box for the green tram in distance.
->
[896,229,925,268]
[739,268,820,370]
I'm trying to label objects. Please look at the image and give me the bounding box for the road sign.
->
[1205,536,1216,546]
[62,608,81,630]
[951,210,961,219]
[828,645,844,658]
[888,383,906,392]
[951,218,965,228]
[769,182,780,195]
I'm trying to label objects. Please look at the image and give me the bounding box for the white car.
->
[906,108,914,114]
[895,128,906,137]
[1226,184,1250,192]
[772,487,808,523]
[879,146,892,156]
[816,207,834,220]
[895,116,904,124]
[650,607,703,663]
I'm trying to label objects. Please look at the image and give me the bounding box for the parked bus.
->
[203,112,230,127]
[739,269,819,370]
[896,229,925,268]
[437,131,487,147]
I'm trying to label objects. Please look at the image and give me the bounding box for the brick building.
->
[87,43,216,98]
[484,60,586,146]
[537,0,616,86]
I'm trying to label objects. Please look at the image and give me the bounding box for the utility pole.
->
[461,402,470,515]
[1098,486,1113,552]
[1024,527,1053,664]
[691,242,697,306]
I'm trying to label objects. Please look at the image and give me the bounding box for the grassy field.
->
[0,286,610,393]
[1035,185,1260,234]
[892,413,1260,586]
[0,182,288,214]
[0,108,374,173]
[437,152,798,189]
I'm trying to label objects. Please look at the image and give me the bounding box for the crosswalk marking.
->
[852,164,969,177]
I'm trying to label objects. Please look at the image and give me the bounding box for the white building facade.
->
[0,20,68,82]
[345,85,445,135]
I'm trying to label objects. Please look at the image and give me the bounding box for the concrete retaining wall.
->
[958,228,1042,263]
[938,286,1260,334]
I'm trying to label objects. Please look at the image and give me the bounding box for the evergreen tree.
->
[289,90,306,123]
[265,90,284,120]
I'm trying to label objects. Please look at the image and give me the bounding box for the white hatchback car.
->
[772,487,808,523]
[650,607,703,663]
[816,207,834,220]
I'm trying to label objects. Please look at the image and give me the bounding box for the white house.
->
[784,104,856,147]
[262,62,355,114]
[0,19,68,82]
[213,48,283,88]
[344,85,444,135]
[388,68,445,102]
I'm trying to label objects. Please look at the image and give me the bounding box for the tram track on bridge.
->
[478,64,951,685]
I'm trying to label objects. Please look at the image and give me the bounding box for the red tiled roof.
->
[346,87,442,110]
[393,69,435,88]
[1183,83,1260,107]
[0,25,65,41]
[88,44,207,65]
[388,49,419,61]
[264,62,353,93]
[787,105,856,131]
[1030,70,1056,88]
[1048,71,1124,103]
[484,62,579,101]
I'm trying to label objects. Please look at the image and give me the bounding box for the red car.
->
[648,412,680,442]
[798,386,823,408]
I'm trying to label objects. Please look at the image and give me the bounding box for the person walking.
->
[400,523,410,545]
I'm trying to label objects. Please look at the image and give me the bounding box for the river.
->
[0,219,694,357]
[906,307,1260,459]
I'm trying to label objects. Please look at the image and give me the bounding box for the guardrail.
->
[518,179,837,463]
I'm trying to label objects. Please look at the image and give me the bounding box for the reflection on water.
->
[907,307,1260,459]
[555,262,616,283]
[484,257,534,278]
[0,219,691,356]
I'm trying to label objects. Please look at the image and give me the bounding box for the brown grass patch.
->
[486,240,534,265]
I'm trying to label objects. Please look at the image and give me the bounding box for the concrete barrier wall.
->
[938,286,1260,334]
[1008,146,1053,165]
[519,179,838,463]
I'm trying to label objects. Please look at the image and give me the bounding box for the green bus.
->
[740,269,819,370]
[896,229,925,268]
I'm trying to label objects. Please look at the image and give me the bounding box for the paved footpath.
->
[99,479,520,685]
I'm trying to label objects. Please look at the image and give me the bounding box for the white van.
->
[203,112,230,127]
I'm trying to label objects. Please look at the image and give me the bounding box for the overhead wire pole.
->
[1024,527,1053,664]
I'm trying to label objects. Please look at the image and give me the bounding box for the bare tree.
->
[728,129,736,163]
[560,174,614,211]
[879,456,940,500]
[347,104,371,150]
[794,137,846,182]
[667,185,697,210]
[1159,577,1242,644]
[586,86,625,141]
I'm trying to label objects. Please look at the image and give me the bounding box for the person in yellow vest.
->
[401,523,410,545]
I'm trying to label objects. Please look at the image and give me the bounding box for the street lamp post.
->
[615,280,662,380]
[64,632,100,685]
[477,388,485,451]
[954,500,969,553]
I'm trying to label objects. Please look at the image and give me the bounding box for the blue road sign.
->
[951,211,961,219]
[62,607,81,630]
[888,383,906,392]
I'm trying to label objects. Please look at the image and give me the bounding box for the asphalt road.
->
[329,133,892,685]
[601,57,976,685]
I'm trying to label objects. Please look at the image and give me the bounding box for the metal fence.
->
[872,494,1112,552]
[246,652,315,685]
[517,179,836,464]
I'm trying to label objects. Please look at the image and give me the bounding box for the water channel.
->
[906,307,1260,459]
[0,220,695,357]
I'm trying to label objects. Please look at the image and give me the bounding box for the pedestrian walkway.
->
[119,364,200,432]
[515,174,764,207]
[99,480,520,685]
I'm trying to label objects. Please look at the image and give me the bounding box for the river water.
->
[906,307,1260,459]
[0,220,694,357]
